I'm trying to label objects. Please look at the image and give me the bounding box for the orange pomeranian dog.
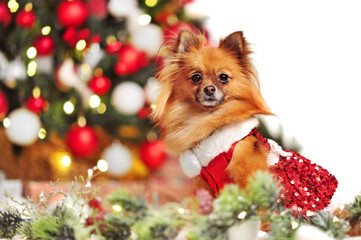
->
[151,30,337,213]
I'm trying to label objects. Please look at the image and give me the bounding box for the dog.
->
[151,30,337,214]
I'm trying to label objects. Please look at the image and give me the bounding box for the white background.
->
[186,0,361,203]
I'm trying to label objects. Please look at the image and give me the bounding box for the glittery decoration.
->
[270,151,338,215]
[196,189,214,215]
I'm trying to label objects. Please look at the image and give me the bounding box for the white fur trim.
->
[194,117,259,167]
[179,117,259,177]
[266,139,292,166]
[179,150,202,178]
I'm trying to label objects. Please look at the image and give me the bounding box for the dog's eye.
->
[218,73,229,84]
[191,73,202,83]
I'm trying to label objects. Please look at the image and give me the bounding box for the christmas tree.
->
[0,0,206,181]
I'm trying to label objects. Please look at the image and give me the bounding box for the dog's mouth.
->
[196,95,224,108]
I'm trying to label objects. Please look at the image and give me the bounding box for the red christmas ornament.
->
[0,91,8,120]
[0,2,12,26]
[57,0,89,28]
[117,45,140,73]
[33,36,55,56]
[26,96,46,114]
[77,28,90,40]
[106,41,122,54]
[154,10,174,24]
[16,10,36,29]
[90,34,101,44]
[63,27,78,47]
[137,51,149,68]
[137,107,150,119]
[66,125,98,157]
[88,75,111,96]
[163,22,196,41]
[114,61,128,76]
[139,140,167,171]
[115,45,149,76]
[270,151,338,215]
[87,0,107,19]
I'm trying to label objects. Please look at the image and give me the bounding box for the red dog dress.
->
[179,118,338,215]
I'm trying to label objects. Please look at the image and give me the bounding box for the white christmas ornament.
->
[83,43,104,69]
[107,0,137,18]
[5,108,41,146]
[133,24,163,56]
[0,51,8,80]
[295,224,335,240]
[102,142,133,177]
[111,81,145,115]
[144,77,161,104]
[4,58,27,84]
[228,219,260,240]
[36,56,53,74]
[57,59,92,108]
[107,0,143,34]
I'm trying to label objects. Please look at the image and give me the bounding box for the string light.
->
[146,131,158,142]
[89,94,101,108]
[138,14,151,25]
[26,47,37,59]
[291,221,299,229]
[88,168,94,177]
[61,155,71,167]
[76,40,87,51]
[96,103,107,114]
[24,3,33,11]
[38,128,47,140]
[79,63,92,81]
[106,35,117,45]
[150,104,157,110]
[33,86,41,98]
[77,115,87,127]
[97,159,108,172]
[237,211,247,220]
[145,0,158,7]
[8,0,19,13]
[63,101,75,114]
[3,118,10,128]
[50,151,72,174]
[41,26,51,35]
[112,205,122,212]
[27,60,37,77]
[94,68,103,77]
[177,208,185,214]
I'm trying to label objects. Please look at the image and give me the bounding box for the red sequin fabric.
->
[196,128,338,215]
[270,151,338,215]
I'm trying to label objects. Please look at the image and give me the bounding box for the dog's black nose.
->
[204,86,215,96]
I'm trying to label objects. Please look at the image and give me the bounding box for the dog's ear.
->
[219,31,248,58]
[174,30,205,53]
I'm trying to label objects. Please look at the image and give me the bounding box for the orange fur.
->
[227,136,269,188]
[151,30,273,189]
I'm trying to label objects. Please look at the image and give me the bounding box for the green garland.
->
[0,171,358,240]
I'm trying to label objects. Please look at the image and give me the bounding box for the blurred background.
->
[0,0,360,204]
